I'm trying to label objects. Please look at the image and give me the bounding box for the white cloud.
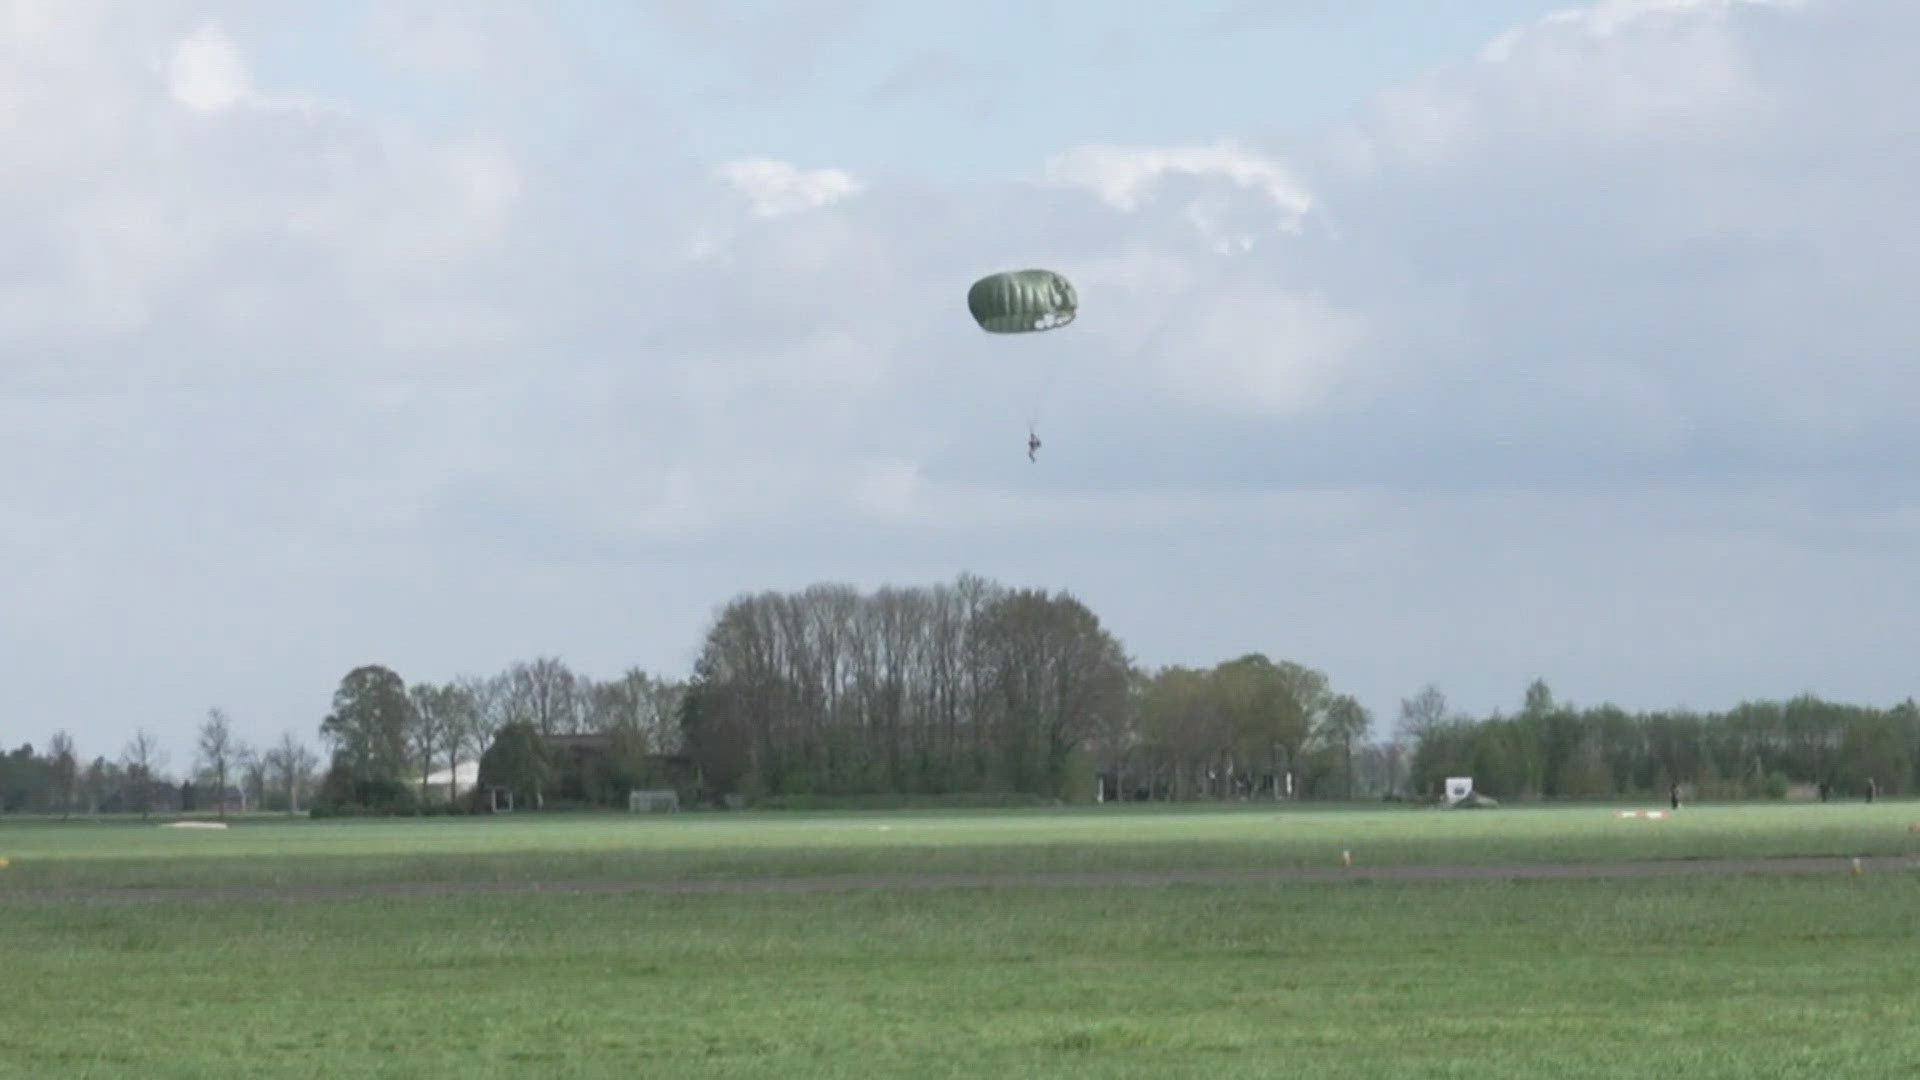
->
[718,158,864,217]
[1517,0,1808,47]
[1305,0,1920,472]
[1153,285,1368,416]
[167,23,250,112]
[848,457,925,520]
[1340,0,1808,176]
[1043,141,1315,242]
[364,5,536,76]
[0,30,532,393]
[8,0,1920,763]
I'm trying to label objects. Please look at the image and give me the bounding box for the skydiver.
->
[1027,431,1042,462]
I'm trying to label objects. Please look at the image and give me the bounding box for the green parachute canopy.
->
[967,269,1077,333]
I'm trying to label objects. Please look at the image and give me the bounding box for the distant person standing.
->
[1867,777,1877,804]
[1669,783,1681,811]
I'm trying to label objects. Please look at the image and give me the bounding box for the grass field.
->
[5,803,1919,1078]
[5,801,1920,889]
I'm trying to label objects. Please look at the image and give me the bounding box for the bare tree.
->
[452,673,511,799]
[81,756,114,814]
[504,658,580,736]
[197,708,237,817]
[1400,684,1450,740]
[265,731,319,814]
[121,729,166,819]
[1348,735,1410,799]
[1381,735,1408,797]
[1319,695,1373,799]
[237,744,268,812]
[48,731,78,819]
[683,576,1143,800]
[591,668,686,754]
[406,684,446,800]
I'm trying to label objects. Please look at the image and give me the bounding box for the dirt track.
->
[3,856,1913,905]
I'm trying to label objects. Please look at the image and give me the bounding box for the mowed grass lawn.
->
[4,800,1919,889]
[4,804,1920,1078]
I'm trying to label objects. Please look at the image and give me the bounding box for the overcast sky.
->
[6,0,1918,768]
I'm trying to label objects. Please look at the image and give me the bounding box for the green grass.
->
[3,801,1917,890]
[4,804,1919,1077]
[6,878,1919,1078]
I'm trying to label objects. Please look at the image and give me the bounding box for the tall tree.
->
[683,577,1386,803]
[1522,678,1555,718]
[81,756,113,814]
[441,679,490,802]
[48,731,78,819]
[318,665,412,787]
[1214,654,1326,798]
[197,708,237,817]
[406,683,450,799]
[1399,685,1450,740]
[589,668,686,755]
[1320,695,1373,799]
[477,722,551,807]
[973,587,1131,796]
[264,732,319,814]
[121,729,165,819]
[1142,665,1222,800]
[0,743,48,812]
[236,744,267,811]
[504,658,580,736]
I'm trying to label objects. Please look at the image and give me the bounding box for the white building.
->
[423,760,481,800]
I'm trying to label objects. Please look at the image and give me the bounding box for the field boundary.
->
[4,855,1915,905]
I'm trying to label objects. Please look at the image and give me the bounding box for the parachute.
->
[966,268,1078,460]
[967,269,1077,334]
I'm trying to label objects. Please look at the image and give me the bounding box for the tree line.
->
[1402,680,1918,801]
[680,576,1131,800]
[315,658,684,812]
[0,657,687,816]
[5,575,1916,814]
[0,713,322,817]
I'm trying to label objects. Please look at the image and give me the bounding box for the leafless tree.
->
[587,668,686,754]
[441,678,494,802]
[48,730,78,819]
[264,731,319,814]
[237,744,268,811]
[121,729,166,818]
[504,657,580,736]
[685,576,1129,799]
[407,684,449,800]
[197,708,237,817]
[1399,684,1451,740]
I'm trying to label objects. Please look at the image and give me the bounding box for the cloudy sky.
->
[6,0,1918,766]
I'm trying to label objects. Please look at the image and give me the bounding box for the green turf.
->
[6,877,1919,1078]
[2,802,1917,890]
[4,804,1918,1078]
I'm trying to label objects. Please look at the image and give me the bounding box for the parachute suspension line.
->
[1023,348,1068,432]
